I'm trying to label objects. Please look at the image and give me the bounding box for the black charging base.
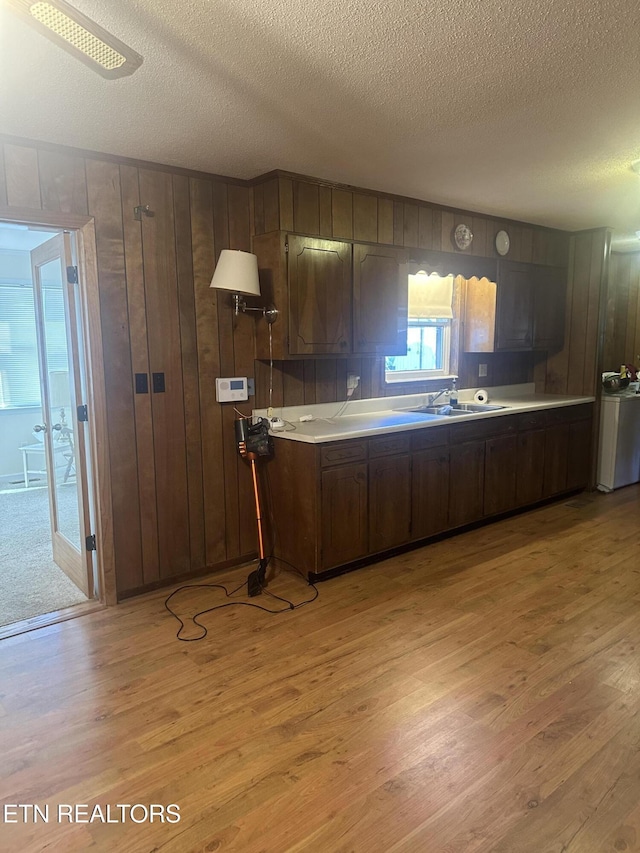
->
[247,570,262,597]
[247,557,270,597]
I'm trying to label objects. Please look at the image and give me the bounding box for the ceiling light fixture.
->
[5,0,143,79]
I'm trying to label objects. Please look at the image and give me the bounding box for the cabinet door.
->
[484,434,517,516]
[449,440,485,528]
[496,260,534,350]
[567,418,592,490]
[533,266,567,351]
[353,244,407,355]
[369,455,411,552]
[412,447,450,539]
[288,236,352,355]
[516,428,546,506]
[321,463,368,568]
[542,423,570,496]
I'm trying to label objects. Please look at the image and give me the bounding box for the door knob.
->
[33,424,47,432]
[52,423,62,431]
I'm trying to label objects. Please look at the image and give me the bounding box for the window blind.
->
[0,282,67,408]
[408,272,454,320]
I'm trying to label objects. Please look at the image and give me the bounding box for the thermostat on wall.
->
[215,377,249,402]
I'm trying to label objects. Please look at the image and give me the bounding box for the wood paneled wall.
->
[0,138,586,598]
[252,172,565,407]
[253,173,570,265]
[254,352,535,409]
[604,251,640,371]
[0,137,256,597]
[536,228,611,396]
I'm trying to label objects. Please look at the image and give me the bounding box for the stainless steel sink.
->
[417,405,475,416]
[449,403,508,412]
[398,402,508,417]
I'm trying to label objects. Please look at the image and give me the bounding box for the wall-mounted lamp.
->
[210,250,277,324]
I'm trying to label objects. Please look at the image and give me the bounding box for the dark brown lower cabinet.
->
[321,463,368,568]
[515,429,546,506]
[542,423,570,497]
[484,434,518,516]
[449,440,485,528]
[567,418,592,490]
[267,403,594,580]
[369,455,411,552]
[412,447,450,538]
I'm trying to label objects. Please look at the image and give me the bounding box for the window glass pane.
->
[385,320,449,376]
[0,282,66,408]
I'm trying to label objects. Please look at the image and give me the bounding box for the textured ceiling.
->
[2,0,640,248]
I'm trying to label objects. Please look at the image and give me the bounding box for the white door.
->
[30,233,93,597]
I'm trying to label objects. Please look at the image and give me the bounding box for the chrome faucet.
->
[428,387,451,407]
[428,378,457,407]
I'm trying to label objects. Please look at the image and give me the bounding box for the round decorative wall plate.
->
[495,229,511,256]
[454,223,473,251]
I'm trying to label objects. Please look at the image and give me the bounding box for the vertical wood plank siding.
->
[605,251,640,370]
[2,140,604,597]
[1,138,258,596]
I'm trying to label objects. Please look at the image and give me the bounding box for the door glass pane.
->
[39,259,80,550]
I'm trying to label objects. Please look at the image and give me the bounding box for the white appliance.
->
[597,391,640,491]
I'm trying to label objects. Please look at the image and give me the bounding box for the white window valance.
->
[408,271,454,320]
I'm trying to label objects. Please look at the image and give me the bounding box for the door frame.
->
[0,206,116,606]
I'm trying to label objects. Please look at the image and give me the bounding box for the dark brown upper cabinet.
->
[464,260,567,353]
[495,260,534,350]
[288,235,352,355]
[353,244,408,356]
[253,231,408,359]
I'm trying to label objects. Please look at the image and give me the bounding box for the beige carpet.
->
[0,485,88,628]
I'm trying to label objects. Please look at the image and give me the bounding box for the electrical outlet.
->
[347,373,360,391]
[478,363,488,378]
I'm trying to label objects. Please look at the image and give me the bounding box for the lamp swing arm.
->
[210,249,278,324]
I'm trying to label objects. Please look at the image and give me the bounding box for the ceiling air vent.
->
[5,0,143,79]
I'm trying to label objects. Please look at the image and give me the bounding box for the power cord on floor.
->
[164,556,318,642]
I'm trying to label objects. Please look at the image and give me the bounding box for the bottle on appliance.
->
[449,378,458,406]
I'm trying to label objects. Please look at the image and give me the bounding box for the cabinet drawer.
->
[369,434,410,458]
[411,425,449,451]
[546,403,592,425]
[320,440,368,468]
[518,410,548,431]
[450,414,517,443]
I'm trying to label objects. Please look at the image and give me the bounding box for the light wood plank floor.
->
[1,486,640,852]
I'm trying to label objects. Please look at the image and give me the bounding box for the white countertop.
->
[253,384,596,444]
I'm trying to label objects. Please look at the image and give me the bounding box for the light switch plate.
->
[479,363,488,377]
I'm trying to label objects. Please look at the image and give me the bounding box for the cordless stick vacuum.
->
[235,417,274,596]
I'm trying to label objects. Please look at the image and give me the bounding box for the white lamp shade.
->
[210,250,260,296]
